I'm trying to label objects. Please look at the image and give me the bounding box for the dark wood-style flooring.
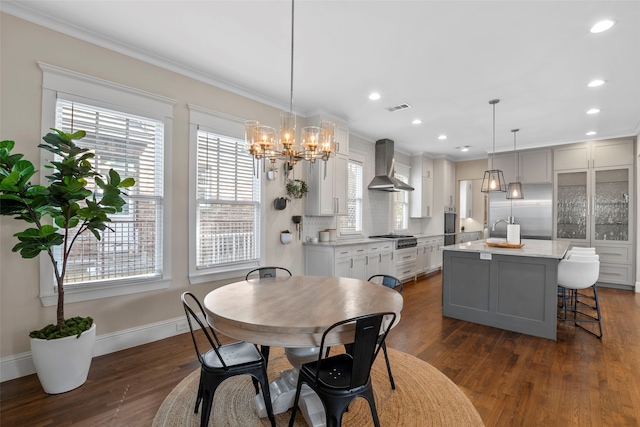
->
[2,272,639,426]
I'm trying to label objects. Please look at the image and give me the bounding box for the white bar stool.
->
[557,255,602,339]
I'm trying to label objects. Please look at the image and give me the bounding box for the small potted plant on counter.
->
[0,129,134,394]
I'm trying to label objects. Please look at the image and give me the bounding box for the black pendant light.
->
[481,99,507,193]
[506,129,524,199]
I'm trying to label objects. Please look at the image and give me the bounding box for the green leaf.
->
[0,140,16,151]
[119,177,135,188]
[108,169,121,186]
[69,130,87,140]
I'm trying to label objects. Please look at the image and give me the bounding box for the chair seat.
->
[203,342,262,369]
[301,354,354,389]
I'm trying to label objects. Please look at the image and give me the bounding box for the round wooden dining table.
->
[203,275,403,348]
[203,275,404,426]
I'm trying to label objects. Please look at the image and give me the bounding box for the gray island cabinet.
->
[442,239,569,340]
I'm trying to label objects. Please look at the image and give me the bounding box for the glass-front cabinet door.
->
[555,171,588,241]
[593,168,630,242]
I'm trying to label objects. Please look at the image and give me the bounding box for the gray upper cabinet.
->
[494,148,552,183]
[554,143,589,170]
[592,139,634,168]
[554,139,634,170]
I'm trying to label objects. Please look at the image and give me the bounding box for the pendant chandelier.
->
[245,0,335,179]
[506,129,524,199]
[481,99,507,193]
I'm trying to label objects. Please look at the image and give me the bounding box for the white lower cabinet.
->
[366,241,394,279]
[432,237,444,271]
[416,239,429,275]
[305,243,368,280]
[415,236,444,278]
[395,247,417,282]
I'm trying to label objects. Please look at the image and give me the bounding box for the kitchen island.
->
[442,239,569,340]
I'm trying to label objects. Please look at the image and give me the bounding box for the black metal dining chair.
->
[288,311,397,427]
[245,266,292,280]
[181,292,276,427]
[367,274,402,389]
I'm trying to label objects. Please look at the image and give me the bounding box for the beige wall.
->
[455,159,488,232]
[0,13,307,357]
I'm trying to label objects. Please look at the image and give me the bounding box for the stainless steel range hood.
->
[368,139,414,192]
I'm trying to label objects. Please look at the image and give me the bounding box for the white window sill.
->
[39,277,171,306]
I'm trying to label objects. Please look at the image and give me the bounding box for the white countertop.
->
[443,239,570,259]
[302,233,444,247]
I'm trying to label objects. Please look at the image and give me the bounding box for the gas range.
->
[369,234,418,249]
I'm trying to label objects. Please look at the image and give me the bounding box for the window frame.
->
[188,104,265,284]
[38,63,175,305]
[339,153,364,237]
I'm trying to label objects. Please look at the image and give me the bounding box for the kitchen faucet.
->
[491,216,515,232]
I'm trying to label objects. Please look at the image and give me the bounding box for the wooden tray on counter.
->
[484,242,525,248]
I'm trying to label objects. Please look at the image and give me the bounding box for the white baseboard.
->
[0,314,203,383]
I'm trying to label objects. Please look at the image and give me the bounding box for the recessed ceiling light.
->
[588,79,605,87]
[587,108,600,115]
[412,119,422,125]
[590,20,615,33]
[438,135,447,140]
[368,92,381,101]
[586,131,597,136]
[455,146,470,152]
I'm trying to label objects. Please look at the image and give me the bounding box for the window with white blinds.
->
[394,173,409,230]
[340,160,363,234]
[54,99,164,286]
[196,129,260,269]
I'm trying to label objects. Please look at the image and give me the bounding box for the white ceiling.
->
[3,0,639,161]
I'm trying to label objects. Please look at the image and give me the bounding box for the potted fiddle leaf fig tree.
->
[0,129,134,394]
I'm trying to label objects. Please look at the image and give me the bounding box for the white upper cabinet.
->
[306,154,348,216]
[410,155,434,218]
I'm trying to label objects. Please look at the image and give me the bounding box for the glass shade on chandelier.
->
[301,121,335,162]
[481,98,507,194]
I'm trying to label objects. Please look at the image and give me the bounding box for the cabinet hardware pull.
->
[366,256,369,265]
[379,254,382,262]
[350,259,353,268]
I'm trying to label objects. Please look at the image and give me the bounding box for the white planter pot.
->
[280,233,293,244]
[30,323,96,394]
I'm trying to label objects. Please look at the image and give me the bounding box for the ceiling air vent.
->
[386,103,411,112]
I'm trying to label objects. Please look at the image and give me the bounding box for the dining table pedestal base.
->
[254,347,326,426]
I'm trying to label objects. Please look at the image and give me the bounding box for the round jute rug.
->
[153,347,484,427]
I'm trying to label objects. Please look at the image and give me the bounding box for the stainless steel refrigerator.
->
[488,183,553,239]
